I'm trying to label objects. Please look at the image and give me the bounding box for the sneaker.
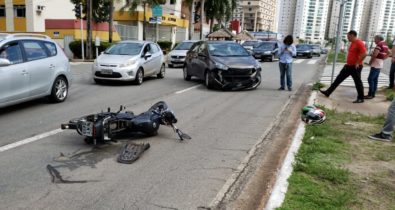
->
[364,95,374,99]
[352,99,364,103]
[368,133,392,142]
[278,87,285,90]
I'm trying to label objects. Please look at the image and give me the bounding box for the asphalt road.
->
[0,57,323,210]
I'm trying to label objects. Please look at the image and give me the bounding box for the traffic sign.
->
[152,5,162,17]
[149,17,162,24]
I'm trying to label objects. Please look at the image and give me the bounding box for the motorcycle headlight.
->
[214,62,228,70]
[119,60,136,68]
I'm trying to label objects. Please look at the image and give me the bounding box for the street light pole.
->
[331,0,348,84]
[80,3,84,61]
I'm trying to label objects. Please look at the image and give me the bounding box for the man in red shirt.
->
[320,30,367,103]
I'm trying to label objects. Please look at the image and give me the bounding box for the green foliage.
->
[120,0,166,13]
[69,40,114,59]
[70,0,111,23]
[327,50,347,63]
[384,88,395,101]
[312,82,325,90]
[157,41,173,52]
[298,39,305,44]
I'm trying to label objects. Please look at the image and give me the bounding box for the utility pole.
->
[200,0,205,40]
[188,0,194,40]
[331,0,348,84]
[86,0,93,59]
[80,2,84,61]
[109,0,113,43]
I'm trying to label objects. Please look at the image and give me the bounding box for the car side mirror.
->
[0,58,11,67]
[144,52,152,59]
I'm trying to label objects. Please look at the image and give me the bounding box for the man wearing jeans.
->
[369,98,395,142]
[319,30,367,103]
[365,35,389,99]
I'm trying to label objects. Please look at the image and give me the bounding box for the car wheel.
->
[50,76,68,103]
[205,71,214,89]
[183,65,191,81]
[308,54,313,59]
[134,68,144,85]
[157,64,165,78]
[168,64,173,68]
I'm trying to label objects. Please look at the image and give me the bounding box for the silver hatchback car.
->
[92,41,165,85]
[0,33,72,108]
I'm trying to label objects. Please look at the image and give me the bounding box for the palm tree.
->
[120,0,165,40]
[204,0,236,33]
[184,0,195,40]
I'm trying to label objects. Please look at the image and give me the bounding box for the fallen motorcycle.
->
[61,101,191,145]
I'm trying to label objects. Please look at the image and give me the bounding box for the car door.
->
[187,42,200,76]
[0,41,30,105]
[195,43,208,79]
[149,43,162,74]
[141,44,156,76]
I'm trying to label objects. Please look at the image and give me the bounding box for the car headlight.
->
[119,60,136,68]
[254,61,261,70]
[215,62,228,70]
[264,51,272,54]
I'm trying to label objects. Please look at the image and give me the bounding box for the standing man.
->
[320,30,367,103]
[278,35,297,91]
[368,98,395,142]
[388,37,395,89]
[365,35,389,99]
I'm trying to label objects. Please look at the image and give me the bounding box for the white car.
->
[167,40,198,68]
[92,41,165,85]
[0,33,72,108]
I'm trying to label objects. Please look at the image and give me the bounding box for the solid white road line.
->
[293,59,304,64]
[0,129,63,152]
[174,84,202,94]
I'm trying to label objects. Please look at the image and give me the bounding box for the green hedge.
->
[157,41,173,53]
[69,40,115,59]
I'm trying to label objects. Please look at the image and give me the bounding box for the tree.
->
[201,0,236,33]
[120,0,165,41]
[184,0,195,40]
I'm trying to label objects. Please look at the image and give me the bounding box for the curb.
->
[264,91,317,210]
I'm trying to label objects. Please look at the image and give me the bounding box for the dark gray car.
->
[183,41,261,90]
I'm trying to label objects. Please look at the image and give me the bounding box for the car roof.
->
[181,40,199,43]
[206,41,240,44]
[118,40,153,44]
[0,33,53,43]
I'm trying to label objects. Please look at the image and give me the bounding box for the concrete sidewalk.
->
[316,64,390,116]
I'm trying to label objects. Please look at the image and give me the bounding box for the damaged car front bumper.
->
[210,68,261,90]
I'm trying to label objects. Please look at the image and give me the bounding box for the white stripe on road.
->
[1,85,204,152]
[307,59,317,64]
[174,84,202,94]
[0,129,63,152]
[293,59,304,64]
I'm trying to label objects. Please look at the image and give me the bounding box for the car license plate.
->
[101,69,113,75]
[81,121,93,137]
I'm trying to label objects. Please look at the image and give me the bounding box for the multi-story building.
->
[241,0,277,32]
[367,0,395,39]
[232,0,243,22]
[277,0,297,36]
[293,0,330,43]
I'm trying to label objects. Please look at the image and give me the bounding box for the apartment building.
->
[241,0,277,32]
[277,0,297,36]
[293,0,330,43]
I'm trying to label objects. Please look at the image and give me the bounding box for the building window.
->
[14,5,26,17]
[170,0,176,5]
[0,5,5,17]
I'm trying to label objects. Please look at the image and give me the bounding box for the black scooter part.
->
[117,143,150,164]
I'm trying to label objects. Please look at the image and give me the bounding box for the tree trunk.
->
[209,17,214,33]
[143,2,147,41]
[200,0,205,40]
[109,0,113,43]
[188,0,194,40]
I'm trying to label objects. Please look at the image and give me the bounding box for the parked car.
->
[321,47,328,54]
[252,41,280,62]
[92,41,165,85]
[183,41,261,90]
[309,44,321,56]
[241,40,262,53]
[0,33,72,108]
[296,44,313,58]
[167,40,198,68]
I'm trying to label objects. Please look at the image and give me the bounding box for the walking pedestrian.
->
[319,30,367,103]
[278,35,296,91]
[365,35,389,99]
[368,98,395,142]
[387,37,395,89]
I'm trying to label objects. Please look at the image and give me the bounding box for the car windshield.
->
[208,43,250,57]
[257,42,275,50]
[242,41,260,47]
[104,43,143,55]
[173,42,195,50]
[297,45,311,50]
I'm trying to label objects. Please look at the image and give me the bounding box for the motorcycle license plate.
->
[81,121,93,136]
[101,69,113,75]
